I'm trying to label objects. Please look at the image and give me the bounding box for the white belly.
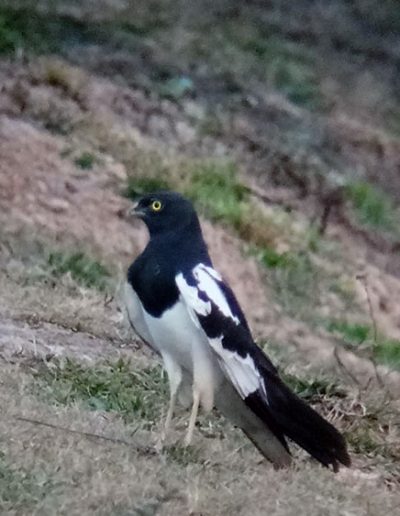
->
[143,300,223,411]
[143,298,212,374]
[123,281,223,411]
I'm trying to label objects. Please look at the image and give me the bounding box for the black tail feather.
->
[245,374,351,471]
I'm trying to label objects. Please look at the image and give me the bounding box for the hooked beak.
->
[128,202,145,218]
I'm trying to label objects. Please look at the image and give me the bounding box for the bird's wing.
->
[176,263,277,401]
[176,263,351,471]
[122,281,158,352]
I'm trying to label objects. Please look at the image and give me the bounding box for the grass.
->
[0,452,55,512]
[327,319,400,370]
[0,231,112,293]
[263,250,321,320]
[345,427,385,457]
[258,247,297,269]
[0,5,88,55]
[342,399,399,460]
[124,175,171,198]
[269,57,321,109]
[35,358,167,427]
[281,373,345,402]
[124,157,285,249]
[0,10,24,54]
[345,181,398,233]
[124,159,248,228]
[184,161,248,227]
[327,320,370,345]
[164,444,201,466]
[221,24,322,108]
[74,152,96,170]
[123,156,343,324]
[374,338,400,370]
[47,251,111,291]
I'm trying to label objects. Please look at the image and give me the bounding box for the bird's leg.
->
[184,388,200,446]
[156,354,182,450]
[162,387,177,442]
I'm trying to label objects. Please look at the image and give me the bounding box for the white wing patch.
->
[209,336,266,399]
[192,264,240,325]
[176,263,267,402]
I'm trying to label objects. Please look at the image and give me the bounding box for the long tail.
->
[246,372,351,472]
[215,372,350,471]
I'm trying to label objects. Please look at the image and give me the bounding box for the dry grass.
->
[1,223,400,515]
[1,354,400,516]
[1,226,399,514]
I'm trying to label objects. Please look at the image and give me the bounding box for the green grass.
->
[374,338,400,369]
[47,251,111,291]
[264,251,320,319]
[327,320,370,345]
[0,4,149,58]
[270,58,321,108]
[0,452,54,512]
[281,373,345,402]
[124,158,271,244]
[35,358,167,427]
[345,181,398,233]
[74,152,96,170]
[124,160,249,232]
[258,247,296,269]
[220,25,322,108]
[0,6,89,55]
[124,159,250,233]
[327,319,400,370]
[0,11,24,54]
[184,161,248,227]
[124,176,171,198]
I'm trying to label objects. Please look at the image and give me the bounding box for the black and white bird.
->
[124,191,351,471]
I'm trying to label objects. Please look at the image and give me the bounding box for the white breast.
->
[143,297,224,412]
[142,298,206,372]
[124,281,223,412]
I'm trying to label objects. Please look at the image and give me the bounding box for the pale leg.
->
[184,343,218,446]
[157,354,182,448]
[184,388,200,446]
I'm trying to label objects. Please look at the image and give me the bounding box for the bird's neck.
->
[150,212,202,243]
[148,215,211,267]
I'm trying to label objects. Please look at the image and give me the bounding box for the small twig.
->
[356,274,385,390]
[15,416,155,455]
[333,345,362,388]
[357,274,378,344]
[104,294,114,307]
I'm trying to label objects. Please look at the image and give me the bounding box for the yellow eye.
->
[151,200,162,212]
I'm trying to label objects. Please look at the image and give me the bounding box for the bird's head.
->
[130,191,199,236]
